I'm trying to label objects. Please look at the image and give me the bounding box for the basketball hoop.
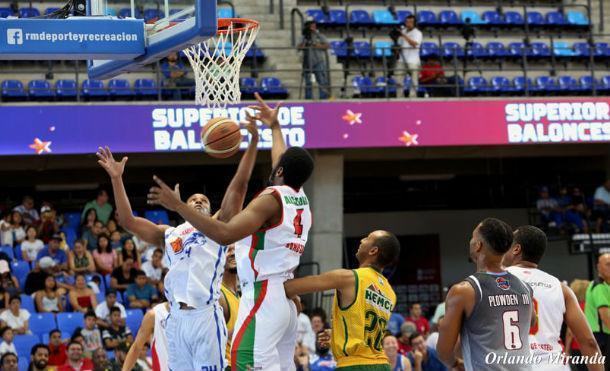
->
[183,18,259,108]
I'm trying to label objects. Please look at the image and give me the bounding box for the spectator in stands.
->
[594,180,610,232]
[383,334,411,371]
[426,316,442,349]
[396,15,422,98]
[557,187,589,234]
[0,261,19,297]
[13,196,40,226]
[81,208,98,234]
[0,352,18,371]
[69,274,97,314]
[68,240,95,276]
[126,270,157,309]
[28,344,50,371]
[93,235,117,275]
[536,186,563,229]
[309,331,336,370]
[109,231,122,250]
[81,190,113,225]
[38,206,60,244]
[585,253,610,361]
[21,226,44,263]
[1,211,25,247]
[102,307,133,351]
[110,341,141,371]
[430,287,448,328]
[418,57,456,97]
[310,313,325,336]
[95,290,126,329]
[0,296,30,334]
[161,52,195,100]
[81,312,103,358]
[24,258,52,295]
[37,234,68,272]
[110,257,137,294]
[92,347,110,371]
[118,239,140,269]
[34,275,63,313]
[83,221,103,252]
[106,219,119,236]
[141,248,163,286]
[298,19,330,100]
[407,332,446,371]
[405,303,429,336]
[294,343,310,371]
[0,327,16,356]
[397,321,416,354]
[48,329,68,367]
[58,340,94,371]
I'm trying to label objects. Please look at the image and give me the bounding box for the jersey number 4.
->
[502,311,523,350]
[293,209,304,238]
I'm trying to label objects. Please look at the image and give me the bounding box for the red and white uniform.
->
[232,185,312,371]
[507,266,569,371]
[151,303,169,371]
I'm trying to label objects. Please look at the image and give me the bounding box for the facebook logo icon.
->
[6,29,23,45]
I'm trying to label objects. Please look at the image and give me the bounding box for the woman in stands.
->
[81,208,98,236]
[92,234,117,275]
[0,262,19,297]
[34,275,63,313]
[383,334,413,371]
[20,226,44,263]
[68,239,95,275]
[0,211,25,248]
[68,274,97,313]
[117,239,140,269]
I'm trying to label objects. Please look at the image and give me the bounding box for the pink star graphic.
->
[342,110,362,125]
[398,131,419,146]
[29,138,52,154]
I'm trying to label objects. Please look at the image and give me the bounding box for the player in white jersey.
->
[123,302,169,371]
[503,225,603,371]
[96,118,260,371]
[148,93,315,371]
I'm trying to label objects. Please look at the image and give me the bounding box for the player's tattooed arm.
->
[216,112,260,223]
[436,282,474,368]
[283,269,355,299]
[96,146,168,247]
[248,92,285,169]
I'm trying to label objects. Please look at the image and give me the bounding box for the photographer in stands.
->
[299,19,331,100]
[393,15,422,98]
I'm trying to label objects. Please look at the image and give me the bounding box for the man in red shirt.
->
[397,321,416,355]
[405,303,430,336]
[418,57,453,97]
[58,341,94,371]
[48,330,67,367]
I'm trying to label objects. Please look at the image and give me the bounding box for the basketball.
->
[200,117,242,158]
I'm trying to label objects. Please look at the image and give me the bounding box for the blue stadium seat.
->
[594,43,610,59]
[508,42,526,59]
[486,42,507,59]
[108,79,133,98]
[330,41,347,58]
[143,9,164,21]
[328,9,347,26]
[438,10,461,26]
[57,312,85,335]
[306,9,326,24]
[1,80,27,100]
[402,76,412,93]
[546,11,566,26]
[465,76,489,95]
[416,10,436,27]
[513,76,533,94]
[350,10,372,27]
[260,77,288,98]
[55,80,77,100]
[126,309,144,334]
[490,76,515,94]
[375,77,397,96]
[63,212,81,229]
[580,76,597,93]
[20,294,35,313]
[18,358,28,371]
[19,8,40,18]
[28,80,54,100]
[245,43,265,59]
[354,41,371,58]
[482,11,504,26]
[553,41,576,58]
[119,8,141,18]
[82,80,108,99]
[442,42,464,59]
[30,313,57,337]
[530,42,551,58]
[461,10,486,25]
[62,226,77,248]
[352,76,377,97]
[0,8,11,18]
[420,42,439,59]
[14,335,38,358]
[573,42,593,58]
[599,76,610,94]
[396,10,412,24]
[372,10,398,25]
[240,77,258,94]
[557,75,581,94]
[44,8,60,15]
[535,76,558,94]
[466,42,488,59]
[0,246,14,260]
[374,41,393,58]
[526,11,545,27]
[504,11,524,26]
[217,7,233,18]
[11,262,30,289]
[134,79,159,99]
[144,210,170,225]
[566,11,588,26]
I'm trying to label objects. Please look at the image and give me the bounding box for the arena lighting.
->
[398,174,456,181]
[35,183,99,191]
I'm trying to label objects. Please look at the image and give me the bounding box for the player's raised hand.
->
[96,146,128,179]
[242,111,260,143]
[248,92,282,129]
[147,175,182,211]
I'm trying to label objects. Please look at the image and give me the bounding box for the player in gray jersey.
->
[437,218,535,371]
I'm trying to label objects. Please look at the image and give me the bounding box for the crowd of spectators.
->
[0,190,167,370]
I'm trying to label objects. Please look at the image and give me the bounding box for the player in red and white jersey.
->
[503,225,603,371]
[123,302,169,371]
[148,93,315,371]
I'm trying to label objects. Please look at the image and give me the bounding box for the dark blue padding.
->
[28,80,54,98]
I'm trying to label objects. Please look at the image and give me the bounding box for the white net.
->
[183,19,259,108]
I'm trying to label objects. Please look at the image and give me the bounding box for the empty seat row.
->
[0,6,234,19]
[240,77,289,99]
[464,75,610,95]
[307,8,589,29]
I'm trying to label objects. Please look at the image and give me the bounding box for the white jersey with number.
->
[235,185,312,283]
[507,266,568,369]
[163,222,226,308]
[151,303,169,371]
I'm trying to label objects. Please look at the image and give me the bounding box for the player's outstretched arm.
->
[436,282,472,368]
[148,183,280,245]
[97,147,167,247]
[284,269,354,298]
[216,114,259,223]
[562,285,604,371]
[249,92,285,169]
[122,308,155,371]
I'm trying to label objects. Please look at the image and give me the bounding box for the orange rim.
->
[217,18,259,35]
